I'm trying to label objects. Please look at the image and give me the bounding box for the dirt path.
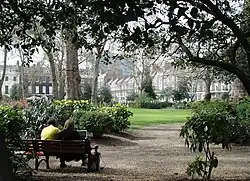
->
[34,124,250,181]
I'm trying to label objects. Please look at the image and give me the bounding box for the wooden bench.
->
[14,138,100,172]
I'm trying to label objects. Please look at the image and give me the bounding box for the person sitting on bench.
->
[41,118,60,140]
[58,119,82,168]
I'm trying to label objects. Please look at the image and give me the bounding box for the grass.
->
[129,108,191,128]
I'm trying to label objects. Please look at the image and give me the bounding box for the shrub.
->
[73,104,133,136]
[236,98,250,142]
[135,94,172,109]
[180,101,236,180]
[74,110,114,138]
[22,99,55,138]
[180,100,249,180]
[0,106,32,180]
[101,104,133,133]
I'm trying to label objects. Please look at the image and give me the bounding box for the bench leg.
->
[96,154,100,172]
[45,156,50,169]
[35,158,39,170]
[87,154,91,173]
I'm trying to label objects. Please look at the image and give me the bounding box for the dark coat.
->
[58,129,82,162]
[58,129,80,140]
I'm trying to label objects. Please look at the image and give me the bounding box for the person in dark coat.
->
[58,119,82,168]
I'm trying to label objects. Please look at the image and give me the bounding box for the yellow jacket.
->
[41,125,60,140]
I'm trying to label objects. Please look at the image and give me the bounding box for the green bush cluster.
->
[180,100,250,180]
[101,104,133,133]
[74,111,114,138]
[128,95,172,109]
[0,106,32,180]
[186,100,249,145]
[73,104,133,137]
[21,99,133,139]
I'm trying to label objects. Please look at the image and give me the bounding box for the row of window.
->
[3,85,53,95]
[5,76,17,82]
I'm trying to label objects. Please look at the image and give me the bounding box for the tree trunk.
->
[57,41,65,100]
[91,54,101,103]
[65,38,81,100]
[0,46,7,99]
[47,49,59,99]
[58,61,65,100]
[18,48,25,98]
[231,78,247,98]
[0,133,14,181]
[203,71,212,101]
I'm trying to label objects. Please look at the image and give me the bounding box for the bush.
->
[180,100,238,180]
[73,110,114,138]
[22,99,55,138]
[134,94,172,109]
[101,104,133,133]
[73,104,133,136]
[180,100,250,180]
[0,106,32,180]
[236,98,250,142]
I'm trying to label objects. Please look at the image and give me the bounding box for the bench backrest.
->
[20,139,91,154]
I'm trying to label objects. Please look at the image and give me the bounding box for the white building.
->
[106,64,233,103]
[0,64,20,96]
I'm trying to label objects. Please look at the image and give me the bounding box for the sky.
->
[0,46,44,66]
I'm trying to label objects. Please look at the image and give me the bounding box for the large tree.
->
[82,0,250,95]
[2,0,250,96]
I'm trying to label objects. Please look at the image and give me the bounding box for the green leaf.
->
[190,7,198,19]
[201,20,215,30]
[177,7,188,18]
[187,19,194,29]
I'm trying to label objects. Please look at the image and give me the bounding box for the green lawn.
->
[129,108,191,128]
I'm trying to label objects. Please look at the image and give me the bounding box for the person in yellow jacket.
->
[41,118,60,140]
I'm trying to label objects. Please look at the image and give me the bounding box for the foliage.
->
[126,92,139,101]
[174,101,190,109]
[22,99,92,139]
[52,99,93,124]
[180,100,248,180]
[133,94,172,109]
[172,80,190,102]
[159,87,174,101]
[98,86,113,104]
[186,156,208,179]
[101,104,133,133]
[73,110,114,138]
[221,92,230,100]
[236,98,250,141]
[10,84,23,100]
[22,99,54,138]
[73,103,133,136]
[0,106,32,180]
[141,70,157,99]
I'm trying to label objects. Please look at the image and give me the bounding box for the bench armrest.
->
[91,145,98,152]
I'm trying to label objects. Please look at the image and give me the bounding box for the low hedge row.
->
[3,99,133,139]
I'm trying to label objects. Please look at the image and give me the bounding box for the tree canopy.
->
[1,0,250,94]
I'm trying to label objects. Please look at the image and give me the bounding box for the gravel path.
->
[34,124,250,181]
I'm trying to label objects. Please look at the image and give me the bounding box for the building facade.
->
[0,64,20,96]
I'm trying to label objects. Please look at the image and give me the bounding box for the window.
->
[28,85,32,94]
[42,86,46,94]
[5,85,9,94]
[13,77,17,81]
[211,83,215,91]
[5,76,8,81]
[35,86,39,93]
[49,86,52,94]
